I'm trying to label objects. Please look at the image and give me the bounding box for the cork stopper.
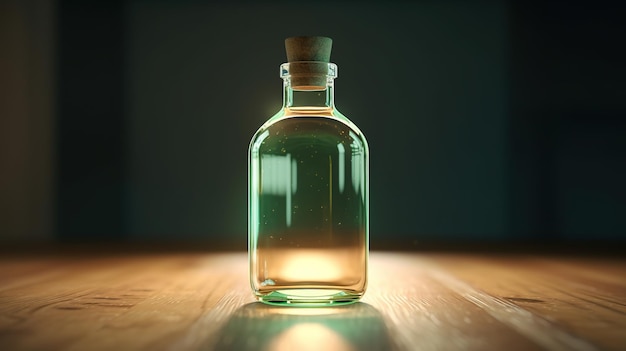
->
[285,36,332,62]
[284,36,333,88]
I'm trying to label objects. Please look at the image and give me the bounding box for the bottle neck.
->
[283,80,335,110]
[279,62,337,113]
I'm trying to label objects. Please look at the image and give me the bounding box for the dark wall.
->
[51,0,626,246]
[0,0,55,242]
[508,1,626,240]
[56,1,127,241]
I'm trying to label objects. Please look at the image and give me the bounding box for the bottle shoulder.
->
[252,108,367,143]
[249,109,368,154]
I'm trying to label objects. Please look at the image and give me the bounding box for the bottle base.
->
[256,289,363,306]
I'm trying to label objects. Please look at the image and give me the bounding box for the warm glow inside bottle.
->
[249,37,369,305]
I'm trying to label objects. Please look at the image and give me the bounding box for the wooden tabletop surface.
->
[0,250,624,351]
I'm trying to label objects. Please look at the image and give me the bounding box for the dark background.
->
[1,0,625,249]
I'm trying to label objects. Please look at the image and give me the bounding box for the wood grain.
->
[0,251,624,350]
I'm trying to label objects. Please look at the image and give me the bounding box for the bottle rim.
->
[280,62,337,79]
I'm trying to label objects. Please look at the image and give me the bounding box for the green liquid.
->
[249,116,368,305]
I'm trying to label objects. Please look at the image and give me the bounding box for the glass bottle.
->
[249,37,369,305]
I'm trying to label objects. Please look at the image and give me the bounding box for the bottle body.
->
[249,59,368,305]
[249,110,368,305]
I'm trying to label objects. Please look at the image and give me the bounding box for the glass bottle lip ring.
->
[280,62,337,79]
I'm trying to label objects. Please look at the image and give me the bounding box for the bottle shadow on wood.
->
[212,302,393,351]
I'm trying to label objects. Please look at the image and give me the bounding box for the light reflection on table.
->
[212,302,393,351]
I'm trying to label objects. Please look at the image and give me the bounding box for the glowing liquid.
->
[249,116,368,305]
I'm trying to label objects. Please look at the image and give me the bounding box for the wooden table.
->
[1,250,625,350]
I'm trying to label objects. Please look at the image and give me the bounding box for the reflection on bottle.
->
[261,154,298,227]
[337,143,345,194]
